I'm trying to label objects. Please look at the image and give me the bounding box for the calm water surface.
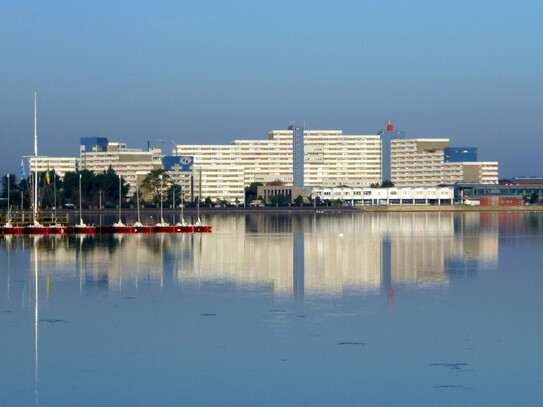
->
[1,212,542,406]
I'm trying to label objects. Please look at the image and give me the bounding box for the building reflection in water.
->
[0,212,514,299]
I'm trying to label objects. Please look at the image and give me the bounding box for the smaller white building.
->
[311,186,454,206]
[28,156,78,178]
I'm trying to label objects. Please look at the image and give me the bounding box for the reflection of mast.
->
[293,216,305,301]
[32,237,40,406]
[293,232,305,300]
[381,237,393,303]
[6,237,11,299]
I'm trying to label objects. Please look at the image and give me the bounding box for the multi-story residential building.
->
[28,156,78,178]
[174,128,382,202]
[443,161,499,184]
[391,139,498,186]
[391,139,450,186]
[80,138,163,194]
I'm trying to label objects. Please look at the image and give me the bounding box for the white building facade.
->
[28,156,78,178]
[174,129,382,203]
[80,142,163,195]
[391,139,498,186]
[311,186,455,206]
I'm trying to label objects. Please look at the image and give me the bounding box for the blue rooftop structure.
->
[80,137,108,153]
[444,147,477,162]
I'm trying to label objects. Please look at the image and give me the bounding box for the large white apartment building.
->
[391,139,449,186]
[80,142,163,194]
[174,129,382,202]
[391,139,498,186]
[28,156,78,178]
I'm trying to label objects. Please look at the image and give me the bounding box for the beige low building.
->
[391,139,498,186]
[257,185,310,204]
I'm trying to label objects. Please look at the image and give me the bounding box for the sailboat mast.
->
[34,92,38,156]
[159,174,164,223]
[180,185,184,222]
[118,175,122,223]
[7,173,9,213]
[53,175,57,222]
[136,179,141,224]
[33,92,38,223]
[79,173,83,224]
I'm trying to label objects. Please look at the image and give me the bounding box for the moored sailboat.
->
[25,93,50,235]
[112,176,135,233]
[48,171,67,234]
[72,173,97,234]
[132,178,153,233]
[154,174,177,232]
[175,185,194,232]
[193,194,212,233]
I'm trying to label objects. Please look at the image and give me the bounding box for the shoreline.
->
[82,205,543,214]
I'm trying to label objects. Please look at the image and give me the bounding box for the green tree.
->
[1,174,19,210]
[276,194,289,206]
[381,180,395,188]
[165,184,182,208]
[62,168,128,208]
[96,167,129,206]
[529,192,540,204]
[40,170,63,209]
[294,194,304,206]
[245,182,263,204]
[205,197,213,207]
[141,169,171,205]
[62,170,96,207]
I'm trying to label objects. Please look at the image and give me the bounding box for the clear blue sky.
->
[1,0,542,178]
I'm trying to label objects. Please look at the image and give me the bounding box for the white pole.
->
[53,174,57,223]
[33,92,39,225]
[34,92,38,156]
[136,178,141,224]
[6,173,10,225]
[79,173,83,225]
[197,168,201,223]
[159,174,164,224]
[172,182,176,224]
[118,175,122,223]
[180,185,184,223]
[7,173,9,210]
